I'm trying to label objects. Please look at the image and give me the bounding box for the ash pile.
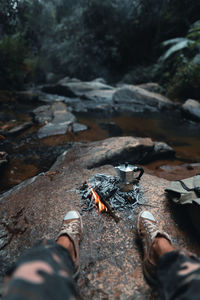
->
[79,173,143,212]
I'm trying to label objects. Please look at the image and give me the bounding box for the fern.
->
[160,38,194,61]
[160,20,200,61]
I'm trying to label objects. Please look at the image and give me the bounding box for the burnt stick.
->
[97,191,120,223]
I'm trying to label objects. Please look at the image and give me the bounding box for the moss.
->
[168,60,200,100]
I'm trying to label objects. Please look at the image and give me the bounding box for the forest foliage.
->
[1,0,200,99]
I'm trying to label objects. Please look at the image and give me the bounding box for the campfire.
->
[80,172,143,222]
[86,181,108,213]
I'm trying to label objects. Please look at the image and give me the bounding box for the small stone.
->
[73,123,88,133]
[8,122,32,134]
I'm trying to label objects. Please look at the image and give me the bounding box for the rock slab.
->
[40,78,176,114]
[0,137,199,299]
[113,85,174,113]
[36,102,87,138]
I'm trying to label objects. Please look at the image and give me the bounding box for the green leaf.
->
[188,20,200,33]
[160,39,195,61]
[162,37,188,47]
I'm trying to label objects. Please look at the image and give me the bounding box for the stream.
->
[1,101,200,194]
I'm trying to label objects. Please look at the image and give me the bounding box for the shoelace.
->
[143,219,157,239]
[61,219,80,235]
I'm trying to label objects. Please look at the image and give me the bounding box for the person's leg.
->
[3,210,82,300]
[137,210,200,300]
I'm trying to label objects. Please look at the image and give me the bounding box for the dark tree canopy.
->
[1,0,200,95]
[0,0,19,36]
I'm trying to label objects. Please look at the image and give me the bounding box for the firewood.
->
[98,191,120,223]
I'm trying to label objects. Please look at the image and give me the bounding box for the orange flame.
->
[86,181,108,213]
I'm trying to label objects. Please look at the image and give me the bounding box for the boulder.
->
[42,78,114,98]
[182,99,200,121]
[39,79,176,115]
[82,89,114,102]
[0,137,199,299]
[113,86,175,113]
[82,137,175,169]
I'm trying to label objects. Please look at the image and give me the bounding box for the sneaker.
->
[57,210,83,278]
[137,210,172,284]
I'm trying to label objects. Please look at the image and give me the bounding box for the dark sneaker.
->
[57,210,83,278]
[137,210,172,284]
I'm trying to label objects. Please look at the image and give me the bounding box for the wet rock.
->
[83,89,114,102]
[42,78,114,98]
[153,142,175,160]
[37,93,67,104]
[182,99,200,121]
[0,137,199,299]
[37,102,78,138]
[113,86,175,113]
[38,79,177,115]
[0,152,8,173]
[7,122,32,135]
[83,137,175,169]
[33,105,52,124]
[92,77,106,84]
[38,122,72,139]
[57,77,114,96]
[137,82,164,94]
[51,102,76,123]
[72,123,88,133]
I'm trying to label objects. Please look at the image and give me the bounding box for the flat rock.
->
[38,122,72,139]
[7,122,32,135]
[182,99,200,121]
[72,123,88,133]
[33,105,53,124]
[42,78,114,98]
[113,86,175,113]
[37,79,178,115]
[0,136,195,299]
[51,102,76,124]
[37,102,79,138]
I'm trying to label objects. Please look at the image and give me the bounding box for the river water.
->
[1,107,200,194]
[77,111,200,161]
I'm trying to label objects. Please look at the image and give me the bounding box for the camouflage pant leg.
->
[157,250,200,300]
[3,240,80,300]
